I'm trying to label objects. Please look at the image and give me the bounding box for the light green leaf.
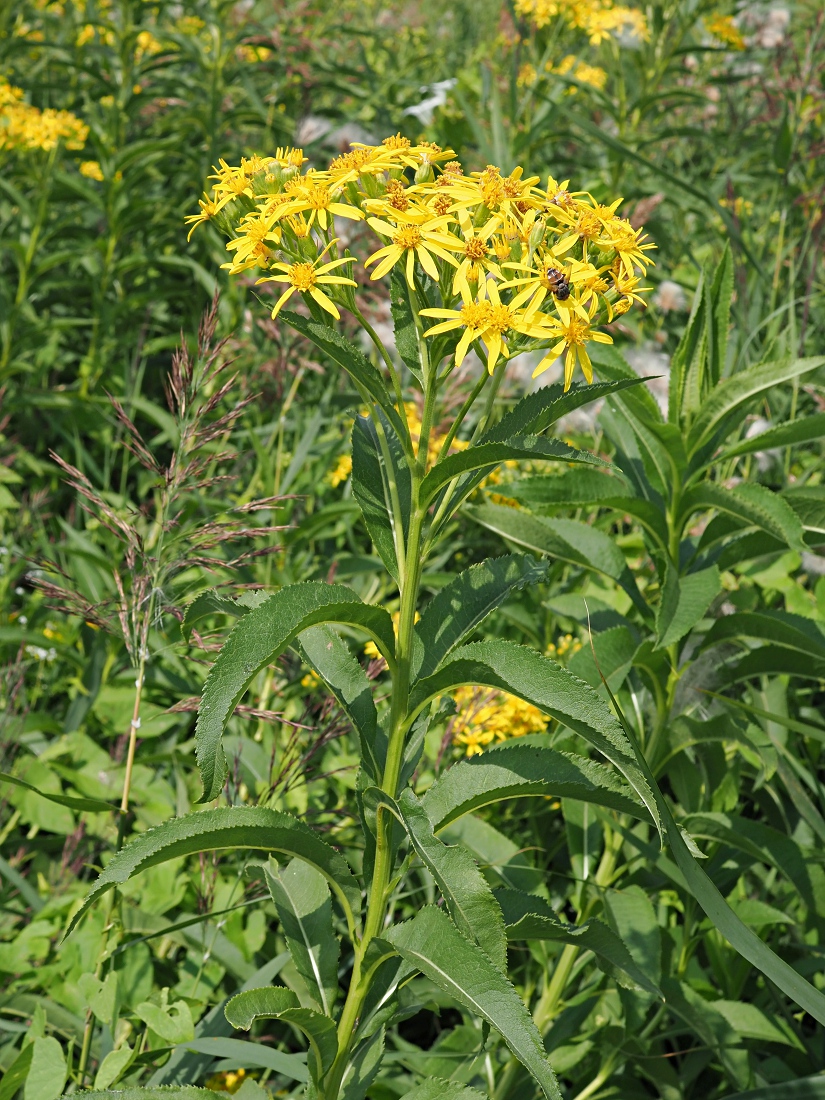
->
[680,482,806,553]
[497,888,661,996]
[421,436,609,506]
[712,1000,803,1048]
[687,356,825,459]
[352,412,410,582]
[340,1027,385,1100]
[421,739,646,832]
[386,907,561,1100]
[413,554,549,681]
[0,770,114,813]
[410,641,658,834]
[61,1091,216,1100]
[297,624,381,777]
[94,1045,135,1090]
[501,468,628,506]
[401,1079,488,1099]
[195,581,394,801]
[134,1001,194,1044]
[0,1044,33,1100]
[603,884,661,988]
[24,1038,66,1100]
[224,987,337,1083]
[655,565,721,649]
[482,376,646,441]
[79,971,118,1026]
[703,610,825,659]
[720,412,825,460]
[265,857,340,1015]
[66,807,361,941]
[368,788,507,972]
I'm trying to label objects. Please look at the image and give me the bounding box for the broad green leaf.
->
[134,1001,193,1044]
[297,624,381,776]
[421,436,610,505]
[721,646,825,686]
[668,266,707,425]
[60,1091,217,1100]
[600,682,825,1027]
[367,788,507,972]
[401,1080,488,1100]
[703,609,825,659]
[352,413,410,583]
[66,807,361,940]
[784,486,825,534]
[340,1027,385,1100]
[588,342,665,423]
[224,987,337,1083]
[481,375,647,442]
[0,770,114,813]
[566,625,639,691]
[712,1000,803,1048]
[79,971,118,1025]
[421,739,647,832]
[681,481,806,554]
[181,591,249,641]
[467,504,647,615]
[411,642,658,833]
[655,564,721,650]
[603,884,661,988]
[265,857,340,1015]
[501,467,628,506]
[686,356,825,459]
[279,309,408,442]
[195,581,395,801]
[413,554,549,681]
[94,1045,135,1091]
[386,907,562,1100]
[497,888,661,996]
[24,1038,66,1100]
[720,412,825,461]
[0,1043,32,1100]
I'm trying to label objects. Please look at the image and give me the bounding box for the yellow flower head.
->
[451,686,546,756]
[257,241,356,321]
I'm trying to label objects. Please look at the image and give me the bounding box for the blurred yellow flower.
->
[451,686,546,756]
[705,14,746,50]
[79,159,103,180]
[328,453,352,487]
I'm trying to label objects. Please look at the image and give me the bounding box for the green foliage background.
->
[2,1,825,1099]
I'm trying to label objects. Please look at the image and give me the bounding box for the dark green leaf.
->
[481,375,647,442]
[680,482,806,554]
[390,269,422,384]
[655,565,721,650]
[352,413,410,583]
[386,907,562,1100]
[59,1091,217,1100]
[720,413,825,461]
[401,1080,488,1100]
[703,610,825,659]
[224,987,337,1082]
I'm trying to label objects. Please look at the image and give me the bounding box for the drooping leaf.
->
[467,504,647,615]
[720,412,825,461]
[410,642,658,833]
[265,857,340,1015]
[413,554,549,681]
[386,907,562,1100]
[279,309,408,442]
[421,739,646,832]
[366,788,507,972]
[686,356,825,460]
[497,888,661,996]
[176,1039,308,1080]
[65,807,361,940]
[0,771,115,813]
[655,564,721,650]
[421,436,609,506]
[481,375,647,442]
[195,581,394,801]
[702,610,825,660]
[351,412,411,582]
[297,624,381,776]
[224,987,337,1083]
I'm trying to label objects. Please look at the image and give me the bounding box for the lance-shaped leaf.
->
[496,888,661,996]
[412,554,549,681]
[422,739,646,832]
[686,355,825,460]
[386,907,562,1100]
[401,1080,488,1100]
[720,412,825,461]
[655,564,721,650]
[297,624,381,776]
[366,787,507,972]
[420,435,610,507]
[65,806,361,940]
[181,591,248,641]
[481,376,646,442]
[501,467,629,506]
[340,1026,385,1100]
[352,412,411,583]
[59,1090,218,1100]
[599,680,825,1028]
[195,582,394,801]
[784,486,825,535]
[224,987,337,1084]
[279,308,408,442]
[680,482,806,554]
[265,857,340,1015]
[702,609,825,660]
[409,641,658,834]
[0,771,115,813]
[390,269,423,384]
[467,504,648,616]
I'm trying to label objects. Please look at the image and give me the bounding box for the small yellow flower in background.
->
[76,24,95,47]
[79,159,103,180]
[451,686,546,757]
[719,195,753,218]
[705,14,746,50]
[301,671,321,691]
[0,79,89,152]
[546,633,582,661]
[517,63,538,87]
[328,453,352,488]
[552,55,608,91]
[515,0,648,45]
[205,1069,247,1094]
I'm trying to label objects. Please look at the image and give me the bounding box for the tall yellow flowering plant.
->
[69,139,661,1100]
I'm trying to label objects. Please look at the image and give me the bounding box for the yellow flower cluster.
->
[205,1069,247,1094]
[546,633,582,660]
[451,686,546,756]
[553,55,608,91]
[704,14,746,50]
[328,452,352,488]
[0,77,88,152]
[190,136,652,391]
[515,0,648,45]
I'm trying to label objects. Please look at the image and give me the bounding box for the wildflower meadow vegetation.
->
[2,2,825,1100]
